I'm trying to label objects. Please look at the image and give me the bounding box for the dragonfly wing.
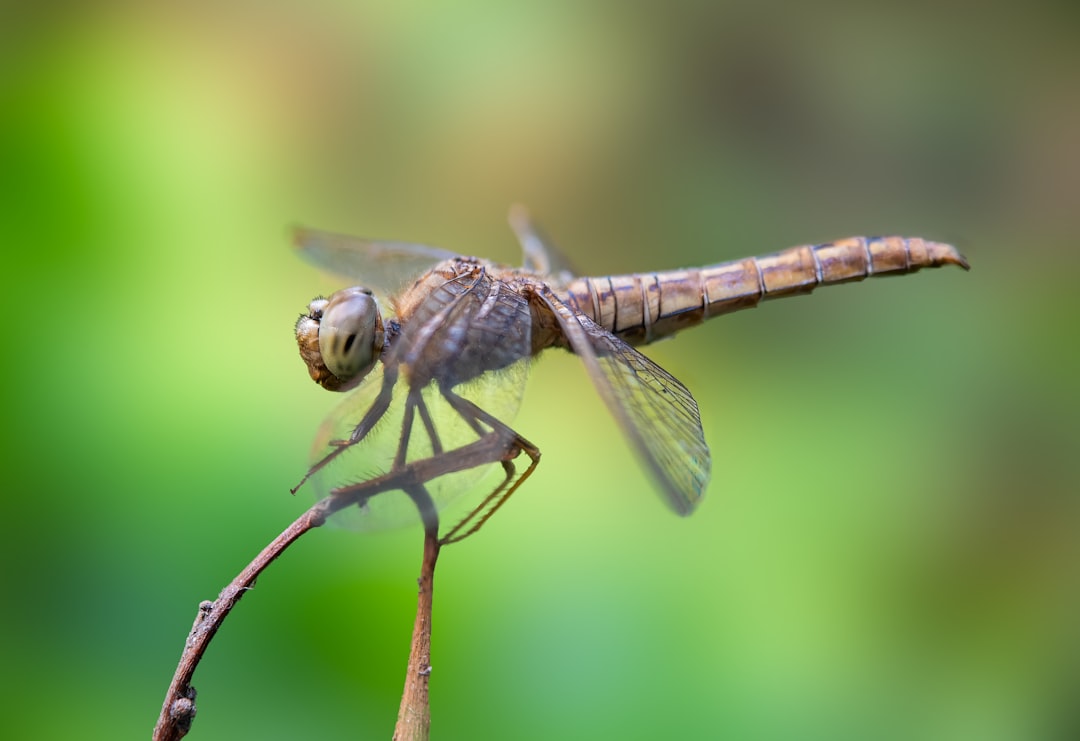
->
[536,288,710,515]
[293,225,458,297]
[404,273,534,532]
[508,205,578,287]
[305,264,533,532]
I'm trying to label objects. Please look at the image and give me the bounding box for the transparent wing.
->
[293,225,458,297]
[508,205,578,288]
[304,266,533,533]
[537,288,709,515]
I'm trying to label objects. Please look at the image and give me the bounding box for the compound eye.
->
[318,287,381,382]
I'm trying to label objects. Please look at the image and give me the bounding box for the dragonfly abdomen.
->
[564,236,969,345]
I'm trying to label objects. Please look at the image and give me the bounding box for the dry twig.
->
[153,434,518,739]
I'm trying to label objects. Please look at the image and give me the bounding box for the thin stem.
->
[153,433,526,739]
[392,528,441,741]
[152,504,331,741]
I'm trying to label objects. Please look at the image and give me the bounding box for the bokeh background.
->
[2,1,1078,739]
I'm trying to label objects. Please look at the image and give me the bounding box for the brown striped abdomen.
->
[562,236,969,346]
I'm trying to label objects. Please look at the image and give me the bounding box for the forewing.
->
[293,225,457,297]
[537,289,709,515]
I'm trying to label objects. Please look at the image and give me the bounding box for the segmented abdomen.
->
[563,236,969,346]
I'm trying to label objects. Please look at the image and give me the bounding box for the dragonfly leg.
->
[393,388,446,471]
[401,483,439,538]
[437,433,540,545]
[438,382,520,438]
[323,430,538,535]
[436,385,541,545]
[290,368,397,494]
[392,392,418,470]
[414,392,444,456]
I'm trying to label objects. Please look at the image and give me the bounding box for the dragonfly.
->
[293,207,968,543]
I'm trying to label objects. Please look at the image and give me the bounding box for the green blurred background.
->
[2,1,1078,739]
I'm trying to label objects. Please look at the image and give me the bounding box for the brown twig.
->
[152,503,331,740]
[153,435,516,739]
[393,527,440,740]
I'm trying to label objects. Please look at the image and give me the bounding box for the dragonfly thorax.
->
[295,286,385,392]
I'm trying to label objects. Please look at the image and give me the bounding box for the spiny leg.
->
[415,392,444,457]
[323,427,539,527]
[392,391,419,471]
[291,367,398,494]
[401,483,440,539]
[437,385,541,545]
[437,432,540,545]
[439,381,521,438]
[394,386,448,470]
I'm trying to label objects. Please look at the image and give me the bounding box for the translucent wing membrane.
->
[303,261,537,537]
[293,226,457,297]
[295,214,968,533]
[306,363,532,532]
[508,204,579,288]
[538,288,709,515]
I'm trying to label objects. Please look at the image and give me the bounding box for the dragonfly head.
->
[295,287,385,391]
